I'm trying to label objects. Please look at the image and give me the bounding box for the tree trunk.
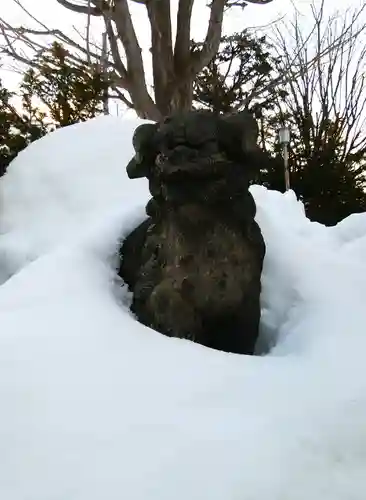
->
[146,0,174,117]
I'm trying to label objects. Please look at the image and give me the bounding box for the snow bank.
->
[0,115,365,500]
[0,116,150,279]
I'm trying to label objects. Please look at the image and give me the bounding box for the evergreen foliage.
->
[0,79,46,175]
[21,42,107,127]
[0,42,106,173]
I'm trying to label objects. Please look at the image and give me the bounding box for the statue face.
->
[126,110,261,181]
[153,112,224,179]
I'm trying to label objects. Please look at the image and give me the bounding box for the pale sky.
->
[1,0,364,109]
[0,0,308,81]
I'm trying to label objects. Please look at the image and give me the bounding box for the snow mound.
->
[0,115,365,500]
[0,116,150,279]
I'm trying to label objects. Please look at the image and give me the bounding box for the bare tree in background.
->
[271,0,366,162]
[0,0,273,120]
[264,0,366,224]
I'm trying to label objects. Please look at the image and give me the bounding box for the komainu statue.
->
[118,110,266,355]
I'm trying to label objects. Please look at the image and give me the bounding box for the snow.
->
[0,115,365,500]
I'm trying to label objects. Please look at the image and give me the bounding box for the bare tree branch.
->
[174,0,194,71]
[111,0,159,119]
[55,0,102,16]
[190,0,226,77]
[272,0,366,168]
[145,0,174,115]
[86,0,92,63]
[103,15,127,79]
[110,87,134,108]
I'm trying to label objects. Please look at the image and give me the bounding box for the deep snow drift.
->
[0,115,365,500]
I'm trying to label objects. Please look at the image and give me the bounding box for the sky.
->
[3,0,293,39]
[1,0,364,109]
[0,0,312,83]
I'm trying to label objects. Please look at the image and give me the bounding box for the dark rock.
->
[118,110,266,355]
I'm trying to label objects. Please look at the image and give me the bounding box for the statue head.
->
[126,110,261,182]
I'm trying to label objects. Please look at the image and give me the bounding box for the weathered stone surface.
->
[119,110,266,355]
